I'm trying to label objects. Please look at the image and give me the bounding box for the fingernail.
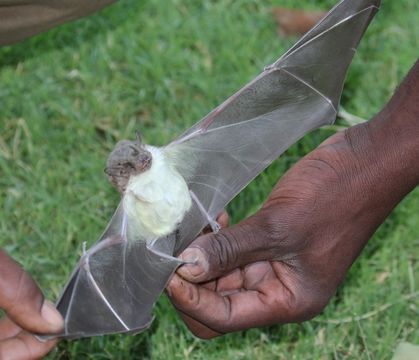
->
[41,300,64,332]
[178,248,207,280]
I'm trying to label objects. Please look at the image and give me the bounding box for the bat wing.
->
[169,0,380,254]
[53,0,379,339]
[53,202,182,339]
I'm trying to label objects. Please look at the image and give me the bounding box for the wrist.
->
[378,75,418,178]
[345,61,419,201]
[371,60,419,179]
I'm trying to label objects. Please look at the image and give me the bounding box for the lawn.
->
[0,0,418,359]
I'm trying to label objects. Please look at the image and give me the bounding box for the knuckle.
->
[187,284,201,309]
[259,210,288,242]
[206,231,240,271]
[254,209,291,255]
[171,278,199,309]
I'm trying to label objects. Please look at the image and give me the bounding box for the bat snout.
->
[139,155,152,170]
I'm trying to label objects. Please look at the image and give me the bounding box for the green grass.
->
[0,0,418,358]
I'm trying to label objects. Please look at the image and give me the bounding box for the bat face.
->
[105,140,152,192]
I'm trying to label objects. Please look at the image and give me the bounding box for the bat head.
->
[105,133,152,192]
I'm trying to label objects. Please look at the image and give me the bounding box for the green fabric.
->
[0,0,116,46]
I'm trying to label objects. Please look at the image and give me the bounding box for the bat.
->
[51,0,380,339]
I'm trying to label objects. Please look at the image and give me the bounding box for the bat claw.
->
[209,220,221,234]
[263,63,275,71]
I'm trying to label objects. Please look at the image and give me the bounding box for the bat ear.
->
[129,145,139,156]
[135,130,143,146]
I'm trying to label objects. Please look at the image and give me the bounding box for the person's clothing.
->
[0,0,116,46]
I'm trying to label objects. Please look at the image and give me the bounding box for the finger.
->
[217,211,229,229]
[167,277,221,338]
[168,271,244,338]
[210,268,244,295]
[177,215,278,283]
[174,269,243,295]
[176,309,222,339]
[202,210,229,234]
[0,332,57,360]
[0,317,21,340]
[167,272,292,333]
[0,250,64,334]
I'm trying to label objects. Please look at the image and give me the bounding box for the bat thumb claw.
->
[181,257,199,265]
[177,248,208,281]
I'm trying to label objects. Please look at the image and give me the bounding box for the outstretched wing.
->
[54,0,380,339]
[168,0,380,254]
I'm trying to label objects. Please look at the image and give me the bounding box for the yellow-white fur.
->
[123,145,192,242]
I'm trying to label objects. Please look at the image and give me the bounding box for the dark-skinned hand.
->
[0,250,64,360]
[167,61,419,338]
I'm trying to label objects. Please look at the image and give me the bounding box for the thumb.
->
[0,250,64,334]
[177,214,279,282]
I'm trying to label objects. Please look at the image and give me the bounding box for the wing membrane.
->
[54,0,380,339]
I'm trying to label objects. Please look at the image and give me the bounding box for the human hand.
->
[167,61,419,338]
[0,250,63,360]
